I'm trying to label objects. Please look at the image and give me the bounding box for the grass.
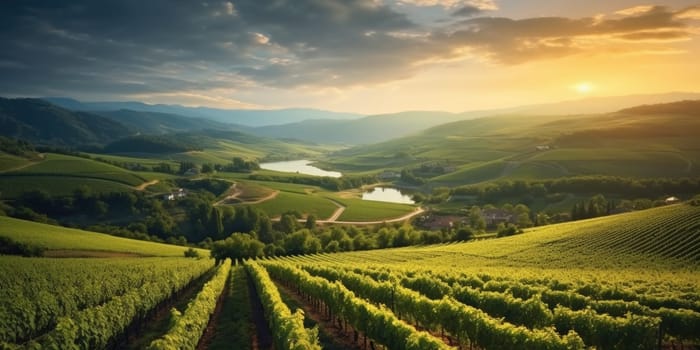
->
[253,192,337,219]
[329,196,416,222]
[230,181,275,202]
[0,216,209,257]
[208,265,253,350]
[0,176,134,198]
[8,153,147,186]
[86,153,180,168]
[0,153,33,172]
[286,203,700,289]
[324,111,700,184]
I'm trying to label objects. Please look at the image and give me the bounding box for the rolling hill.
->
[327,100,700,184]
[0,98,132,146]
[0,215,208,257]
[253,111,467,144]
[95,109,249,135]
[44,97,363,127]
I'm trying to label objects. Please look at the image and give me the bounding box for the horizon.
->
[30,90,700,116]
[1,1,699,114]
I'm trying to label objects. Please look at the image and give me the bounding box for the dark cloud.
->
[451,5,483,17]
[0,1,696,98]
[445,5,695,63]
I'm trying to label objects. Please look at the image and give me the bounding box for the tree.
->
[468,206,486,231]
[279,214,298,234]
[514,204,533,228]
[455,227,474,241]
[178,161,196,174]
[305,214,317,230]
[210,233,264,263]
[201,163,214,173]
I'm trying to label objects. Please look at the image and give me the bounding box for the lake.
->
[362,187,415,204]
[259,160,342,178]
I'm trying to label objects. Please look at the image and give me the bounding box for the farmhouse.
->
[481,208,516,226]
[163,188,187,201]
[665,196,680,204]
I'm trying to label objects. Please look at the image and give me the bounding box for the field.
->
[268,203,700,349]
[0,153,33,171]
[254,191,338,219]
[0,216,208,257]
[1,202,699,349]
[0,153,156,198]
[329,196,417,222]
[326,112,700,185]
[0,175,135,198]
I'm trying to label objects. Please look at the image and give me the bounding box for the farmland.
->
[0,216,209,257]
[2,202,698,349]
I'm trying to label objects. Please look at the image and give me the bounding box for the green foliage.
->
[245,262,321,350]
[0,216,208,257]
[148,259,231,350]
[0,97,132,146]
[184,247,200,258]
[0,257,213,345]
[263,262,451,350]
[210,233,264,263]
[104,135,201,153]
[0,236,45,257]
[0,136,37,159]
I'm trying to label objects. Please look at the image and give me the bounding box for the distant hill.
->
[253,111,466,144]
[0,98,132,146]
[103,135,200,154]
[490,92,700,115]
[43,97,363,127]
[95,109,250,135]
[327,100,700,183]
[616,99,700,116]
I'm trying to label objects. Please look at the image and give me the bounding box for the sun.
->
[574,82,594,94]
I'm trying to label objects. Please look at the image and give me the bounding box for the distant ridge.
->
[42,97,363,127]
[0,97,131,146]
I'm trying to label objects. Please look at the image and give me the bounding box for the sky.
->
[1,0,699,114]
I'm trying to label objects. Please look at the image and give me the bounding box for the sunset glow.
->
[575,82,594,94]
[1,1,699,113]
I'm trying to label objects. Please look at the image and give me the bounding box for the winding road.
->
[134,179,159,191]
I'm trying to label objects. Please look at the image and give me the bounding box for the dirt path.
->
[120,267,217,349]
[214,183,279,206]
[213,183,241,206]
[134,179,159,191]
[196,273,229,350]
[322,199,346,222]
[275,281,362,350]
[243,191,279,205]
[0,160,40,173]
[324,207,426,225]
[246,269,273,350]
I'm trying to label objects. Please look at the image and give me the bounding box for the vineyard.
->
[266,203,700,349]
[1,203,699,349]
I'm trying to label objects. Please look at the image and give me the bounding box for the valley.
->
[1,84,700,350]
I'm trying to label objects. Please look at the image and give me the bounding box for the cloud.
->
[444,5,696,63]
[0,0,696,102]
[616,5,655,16]
[225,2,236,16]
[397,0,497,10]
[451,5,482,17]
[675,6,700,20]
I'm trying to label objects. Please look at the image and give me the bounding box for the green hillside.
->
[287,201,700,274]
[0,216,208,257]
[0,153,150,197]
[328,101,700,185]
[0,97,132,145]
